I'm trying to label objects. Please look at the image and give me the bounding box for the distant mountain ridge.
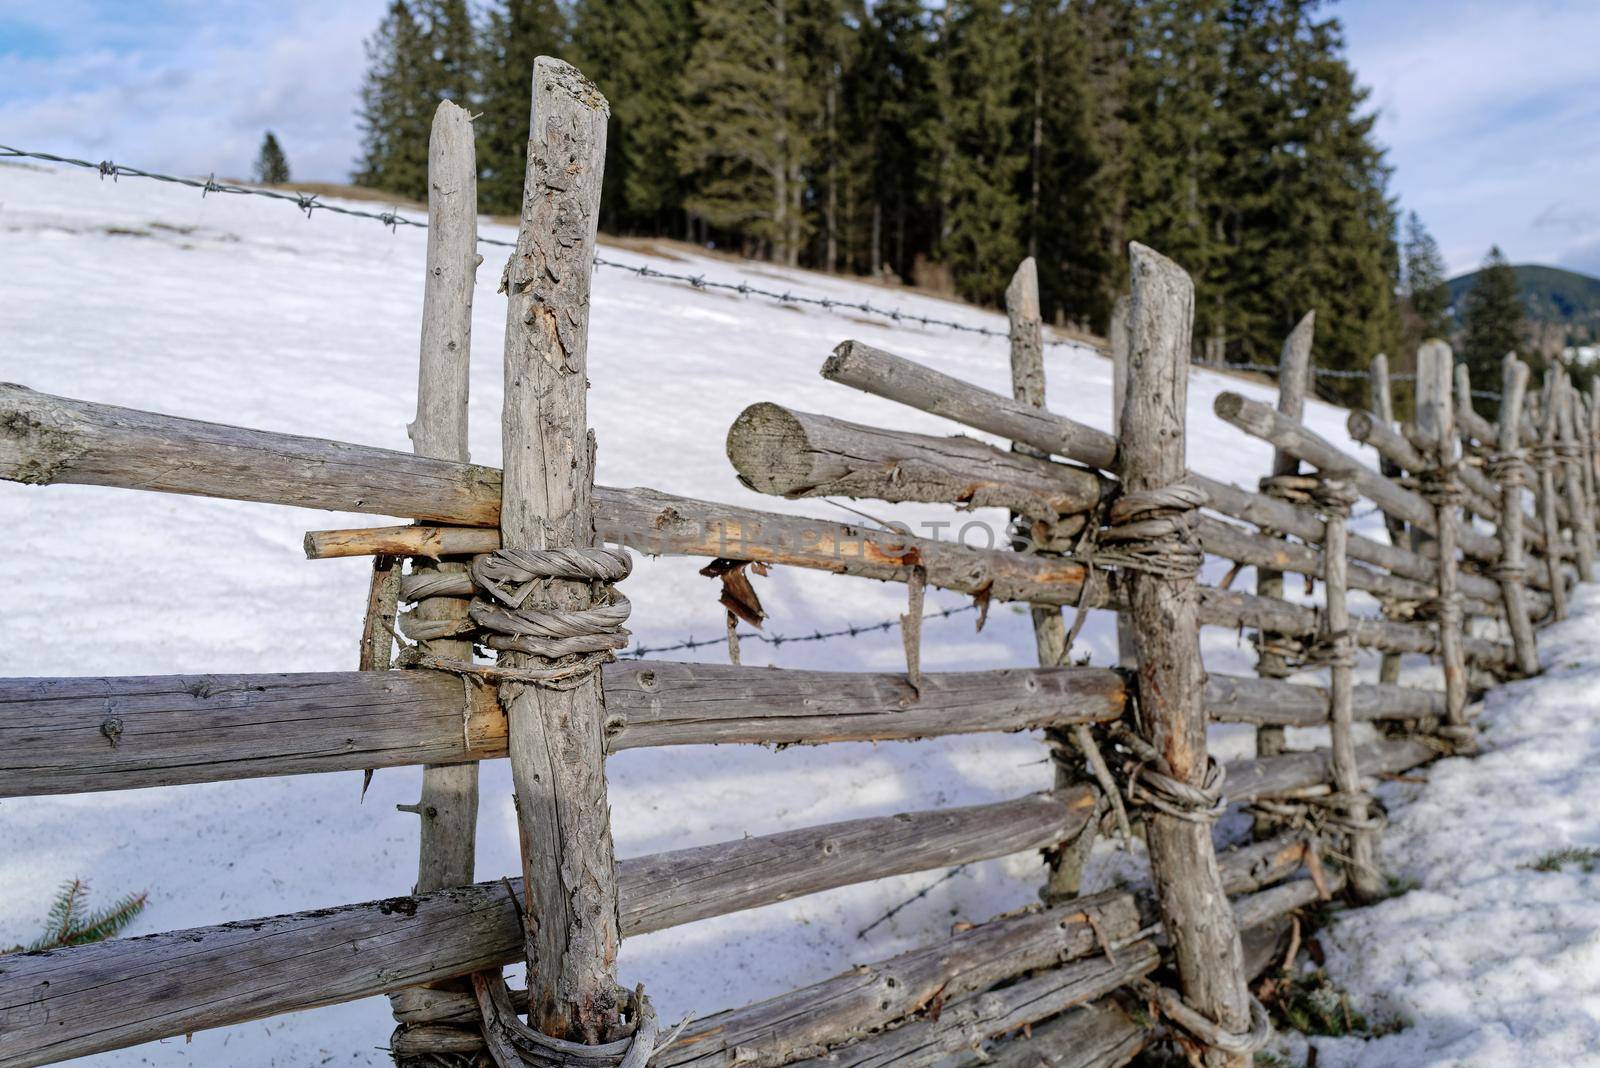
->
[1447,264,1600,355]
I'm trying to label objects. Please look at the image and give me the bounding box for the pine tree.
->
[1401,211,1450,344]
[254,132,291,185]
[479,0,568,215]
[354,1,435,200]
[1462,245,1525,386]
[934,0,1028,305]
[572,0,696,234]
[677,0,816,263]
[842,0,936,280]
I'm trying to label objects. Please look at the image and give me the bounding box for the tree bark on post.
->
[1368,353,1406,686]
[498,57,623,1044]
[1493,355,1539,677]
[1416,341,1469,735]
[1123,243,1255,1067]
[1557,371,1597,582]
[389,99,483,1063]
[1006,258,1097,902]
[1535,379,1569,620]
[1254,312,1314,759]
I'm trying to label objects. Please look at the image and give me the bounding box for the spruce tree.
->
[1462,245,1526,385]
[1401,211,1451,344]
[354,1,435,200]
[933,0,1027,304]
[479,0,568,215]
[572,0,696,235]
[253,132,291,185]
[676,0,815,263]
[843,0,936,280]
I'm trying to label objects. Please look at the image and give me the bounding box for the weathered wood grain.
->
[406,98,482,906]
[1254,312,1315,758]
[1556,369,1598,581]
[1416,342,1469,730]
[724,402,1110,522]
[1223,736,1435,802]
[1122,243,1252,1067]
[1536,375,1570,620]
[494,56,618,1043]
[305,524,502,560]
[0,666,1443,798]
[1369,353,1407,686]
[0,789,1095,1066]
[1496,356,1540,676]
[1214,389,1503,564]
[783,945,1161,1068]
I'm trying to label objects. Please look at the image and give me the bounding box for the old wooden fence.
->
[2,58,1596,1068]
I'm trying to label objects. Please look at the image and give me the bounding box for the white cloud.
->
[1341,0,1600,276]
[0,1,388,181]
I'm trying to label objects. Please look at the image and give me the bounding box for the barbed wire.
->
[620,602,978,659]
[3,143,1495,395]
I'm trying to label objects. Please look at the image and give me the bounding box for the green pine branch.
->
[3,879,148,954]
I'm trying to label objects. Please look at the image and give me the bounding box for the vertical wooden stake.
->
[1536,377,1570,621]
[499,57,621,1044]
[1494,355,1539,676]
[1557,371,1598,582]
[1416,341,1468,733]
[408,100,482,898]
[1006,258,1096,900]
[1368,353,1405,686]
[1317,469,1382,902]
[1109,294,1138,671]
[1254,311,1314,759]
[1125,243,1253,1067]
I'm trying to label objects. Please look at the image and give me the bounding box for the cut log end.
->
[727,402,814,497]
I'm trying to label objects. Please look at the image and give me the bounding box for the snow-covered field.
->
[0,159,1591,1066]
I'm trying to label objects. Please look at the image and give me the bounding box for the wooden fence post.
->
[1254,311,1314,759]
[498,57,624,1044]
[1109,294,1138,671]
[1558,370,1598,582]
[1368,353,1405,686]
[388,98,484,1062]
[1535,376,1570,621]
[1416,341,1469,737]
[1492,355,1539,676]
[1005,258,1098,901]
[1314,465,1382,902]
[1123,243,1256,1066]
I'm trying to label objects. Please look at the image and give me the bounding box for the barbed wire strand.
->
[622,602,978,659]
[1,143,1498,395]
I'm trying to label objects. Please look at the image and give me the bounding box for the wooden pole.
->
[1369,354,1407,685]
[407,100,482,897]
[1557,370,1598,581]
[1254,311,1314,759]
[388,99,482,1061]
[1494,355,1539,676]
[1535,376,1569,620]
[1006,257,1098,902]
[1314,468,1381,901]
[1122,243,1254,1066]
[498,57,621,1044]
[1109,294,1138,670]
[1416,341,1469,735]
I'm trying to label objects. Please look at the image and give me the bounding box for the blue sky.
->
[2,0,1598,278]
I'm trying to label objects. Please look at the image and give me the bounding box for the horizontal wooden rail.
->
[0,384,1094,608]
[726,402,1112,523]
[819,341,1542,613]
[0,788,1094,1065]
[0,663,1442,797]
[0,816,1320,1068]
[1225,735,1435,802]
[1214,390,1503,563]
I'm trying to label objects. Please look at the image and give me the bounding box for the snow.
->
[0,158,1570,1066]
